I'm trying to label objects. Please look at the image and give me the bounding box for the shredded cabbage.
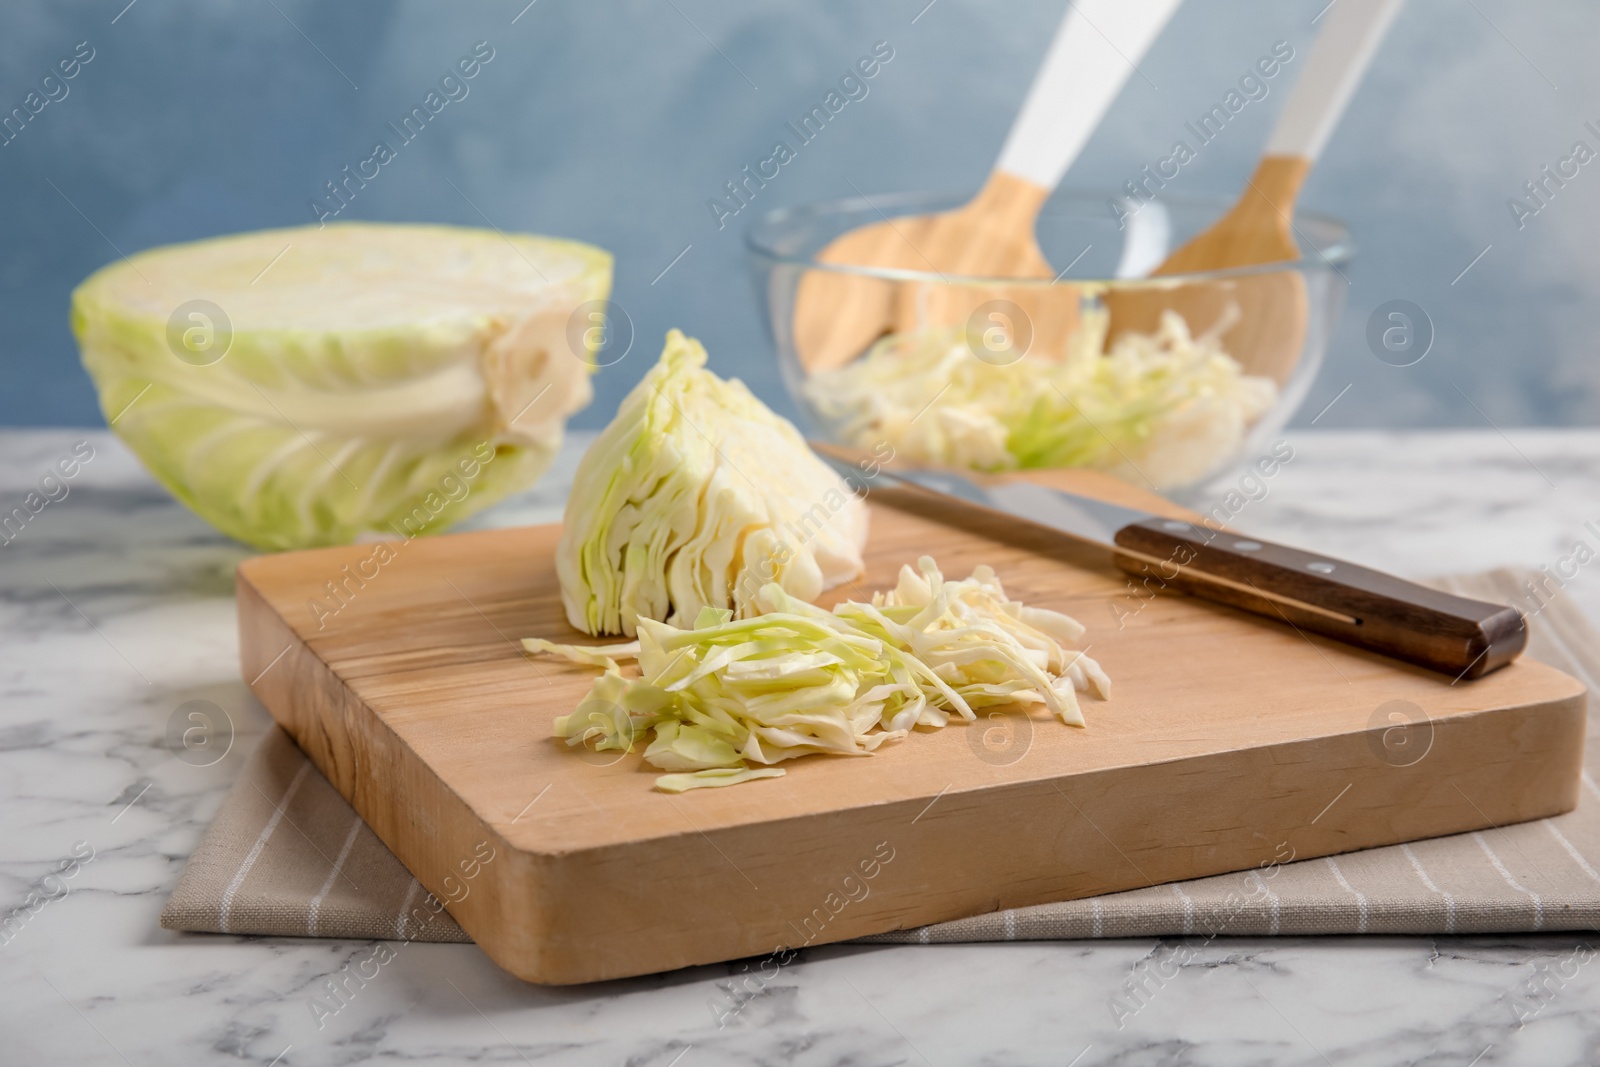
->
[556,329,868,636]
[526,556,1109,791]
[803,308,1276,489]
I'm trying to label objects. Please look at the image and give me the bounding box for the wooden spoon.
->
[793,0,1183,373]
[1105,0,1405,383]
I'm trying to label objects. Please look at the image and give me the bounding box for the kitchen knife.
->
[813,445,1526,679]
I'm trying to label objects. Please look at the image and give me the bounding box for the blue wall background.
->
[1,0,1594,430]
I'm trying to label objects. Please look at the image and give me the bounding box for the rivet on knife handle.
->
[1112,518,1527,679]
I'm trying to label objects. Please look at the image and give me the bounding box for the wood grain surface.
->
[237,469,1586,984]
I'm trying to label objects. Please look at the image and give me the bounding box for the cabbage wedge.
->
[557,329,868,636]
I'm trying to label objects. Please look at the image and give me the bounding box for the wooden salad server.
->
[793,0,1184,373]
[1105,0,1406,382]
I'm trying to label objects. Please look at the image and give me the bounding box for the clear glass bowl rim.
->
[744,187,1354,288]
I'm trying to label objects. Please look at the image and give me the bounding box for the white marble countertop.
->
[3,427,1599,1067]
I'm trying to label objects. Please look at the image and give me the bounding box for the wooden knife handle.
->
[1112,517,1527,679]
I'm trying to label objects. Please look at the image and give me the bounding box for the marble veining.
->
[4,427,1600,1066]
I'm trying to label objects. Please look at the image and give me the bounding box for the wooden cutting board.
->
[236,469,1585,984]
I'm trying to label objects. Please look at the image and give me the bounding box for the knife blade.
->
[812,444,1526,680]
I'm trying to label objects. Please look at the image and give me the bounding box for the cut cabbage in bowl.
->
[803,307,1277,491]
[72,222,611,550]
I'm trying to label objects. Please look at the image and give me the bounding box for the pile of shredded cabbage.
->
[525,556,1109,792]
[803,308,1276,490]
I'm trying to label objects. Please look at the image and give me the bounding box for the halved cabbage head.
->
[72,222,611,550]
[557,329,868,636]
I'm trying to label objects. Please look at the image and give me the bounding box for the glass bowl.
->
[745,189,1351,501]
